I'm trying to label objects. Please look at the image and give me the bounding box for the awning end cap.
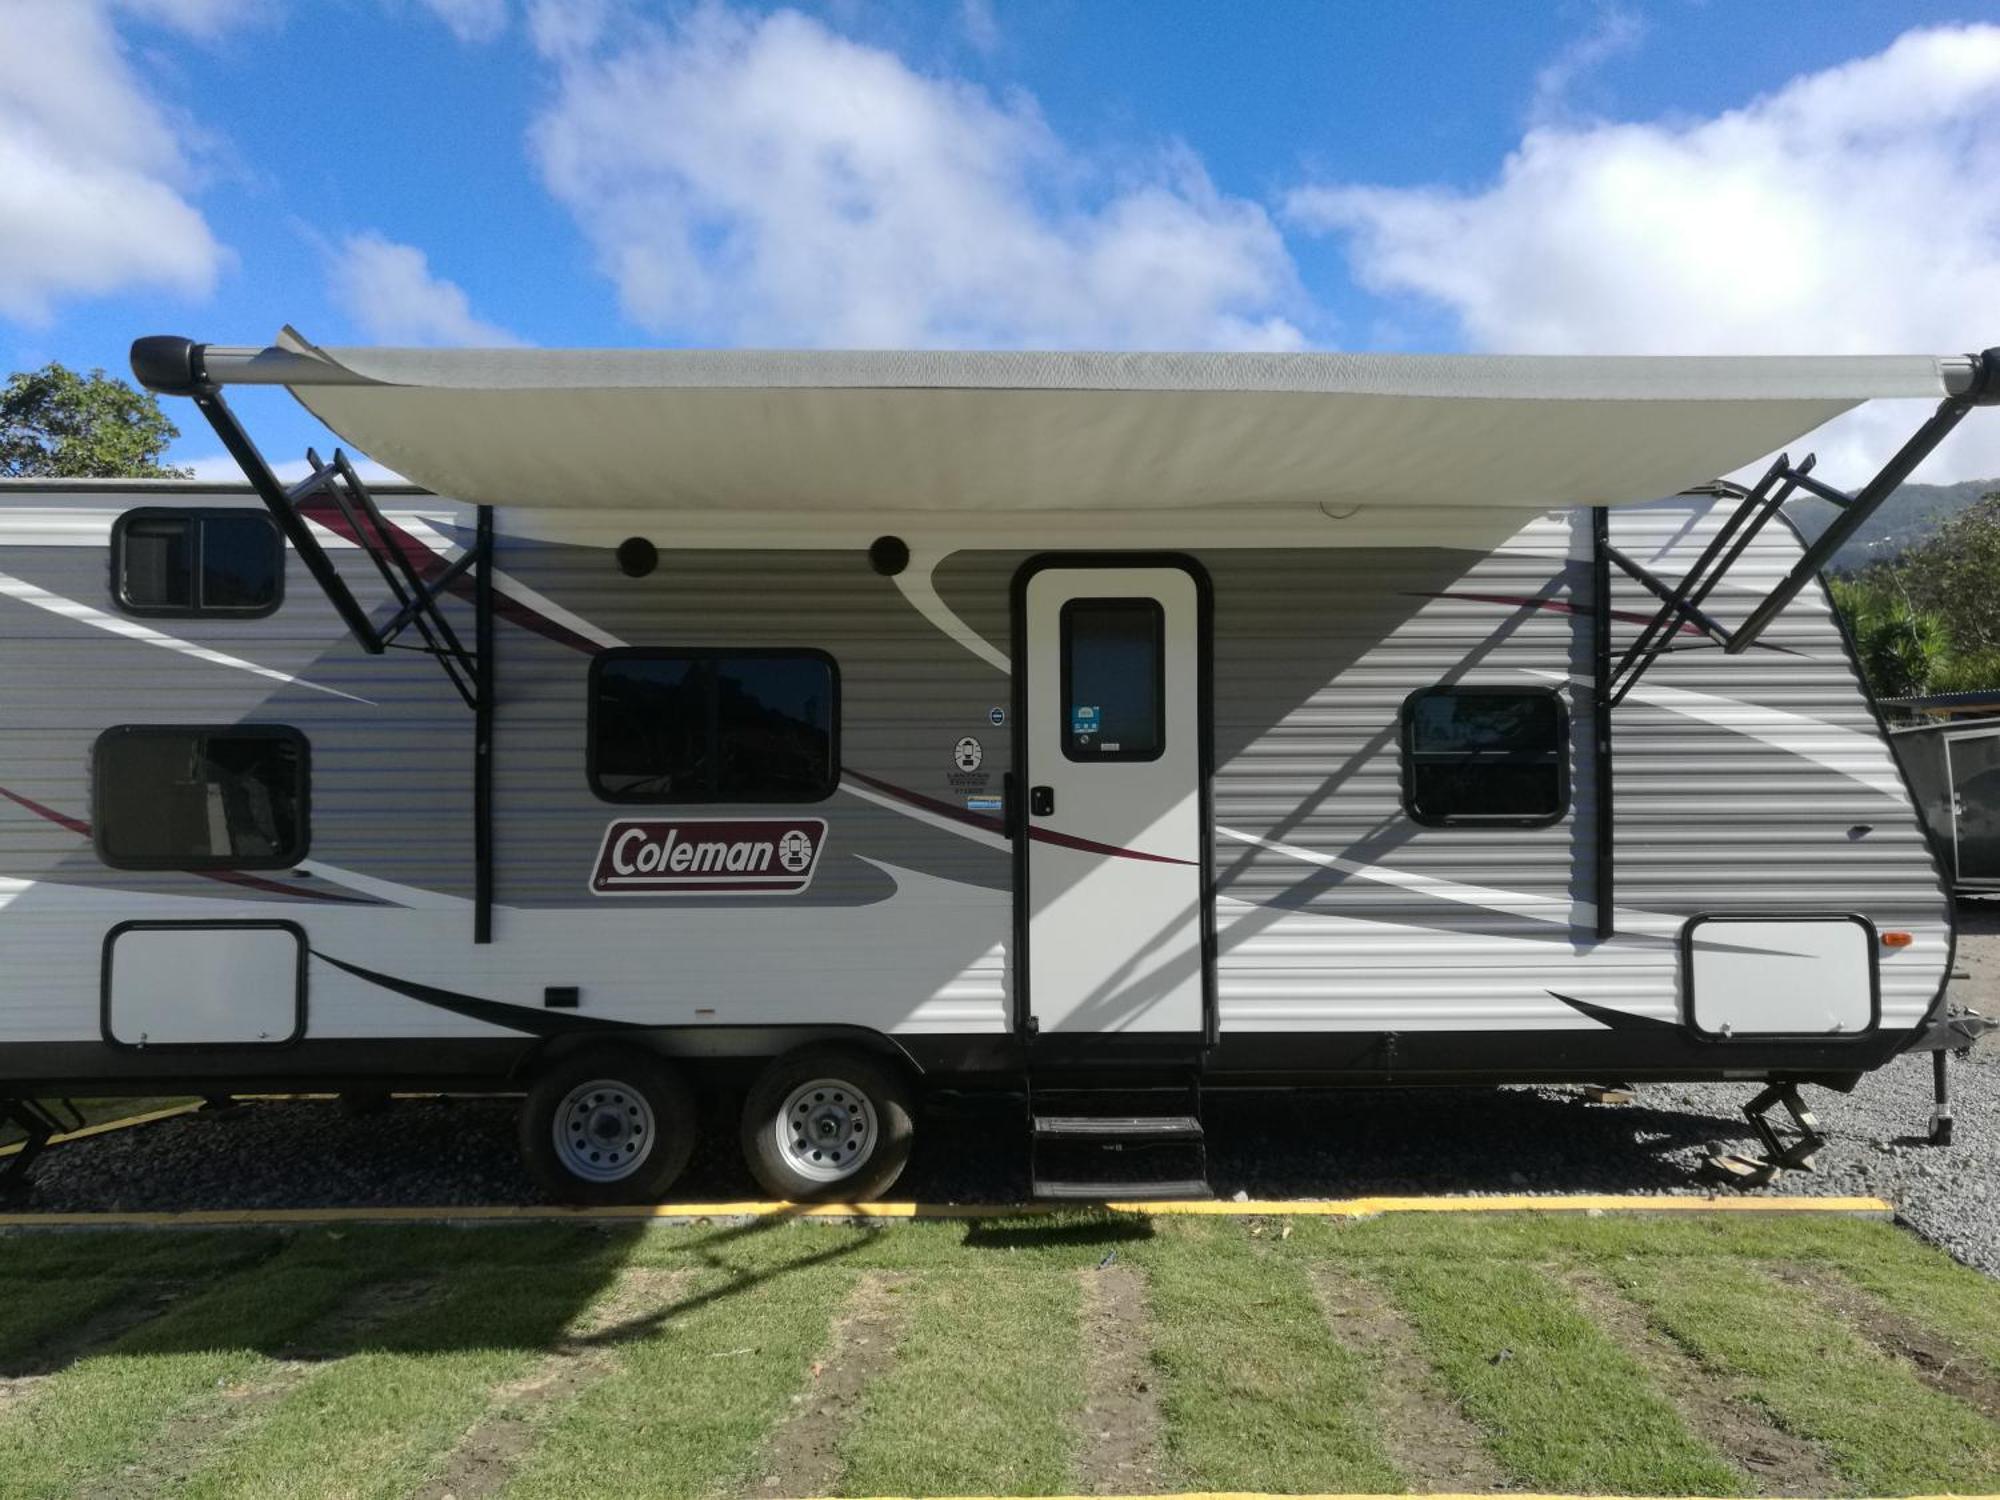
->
[129,336,205,397]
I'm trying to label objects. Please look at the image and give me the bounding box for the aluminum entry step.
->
[1032,1178,1211,1201]
[1032,1114,1203,1140]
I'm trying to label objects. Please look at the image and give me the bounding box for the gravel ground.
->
[16,902,1998,1271]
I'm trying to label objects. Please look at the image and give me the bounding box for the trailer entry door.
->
[1947,728,2000,889]
[1019,562,1207,1035]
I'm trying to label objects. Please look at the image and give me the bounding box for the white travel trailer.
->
[0,333,1994,1203]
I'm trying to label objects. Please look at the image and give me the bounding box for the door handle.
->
[1030,785,1055,817]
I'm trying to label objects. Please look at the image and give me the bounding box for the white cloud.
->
[414,0,509,43]
[959,0,999,55]
[1288,24,2000,484]
[184,453,407,486]
[326,231,523,346]
[525,3,1303,349]
[0,0,230,323]
[115,0,269,35]
[1529,4,1644,126]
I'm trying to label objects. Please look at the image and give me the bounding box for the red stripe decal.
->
[0,785,381,906]
[298,500,606,657]
[840,768,1196,866]
[1411,590,1707,636]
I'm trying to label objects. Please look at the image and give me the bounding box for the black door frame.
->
[1008,552,1218,1048]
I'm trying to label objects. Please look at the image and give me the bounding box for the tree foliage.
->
[1833,491,2000,699]
[0,363,192,479]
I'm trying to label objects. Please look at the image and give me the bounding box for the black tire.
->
[740,1047,915,1202]
[518,1048,697,1206]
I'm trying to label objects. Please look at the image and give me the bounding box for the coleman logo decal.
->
[590,817,828,896]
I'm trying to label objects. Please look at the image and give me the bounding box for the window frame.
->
[110,507,285,620]
[92,723,312,871]
[1058,596,1167,765]
[1399,684,1570,829]
[585,646,842,805]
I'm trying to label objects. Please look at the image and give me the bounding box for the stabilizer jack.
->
[1704,1082,1826,1188]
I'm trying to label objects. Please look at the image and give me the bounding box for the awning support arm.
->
[1601,346,2000,704]
[130,336,487,714]
[1605,546,1738,647]
[1590,506,1615,941]
[1729,352,2000,651]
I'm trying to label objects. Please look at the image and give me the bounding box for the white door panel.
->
[1023,565,1206,1034]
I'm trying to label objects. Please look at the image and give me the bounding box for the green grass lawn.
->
[0,1210,1993,1498]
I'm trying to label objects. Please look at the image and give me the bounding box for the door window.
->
[1060,598,1164,762]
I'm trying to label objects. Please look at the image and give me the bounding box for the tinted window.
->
[114,509,282,616]
[1062,598,1163,762]
[94,727,309,869]
[1402,687,1567,825]
[119,518,194,609]
[590,651,837,802]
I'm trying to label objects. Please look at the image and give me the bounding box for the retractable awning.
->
[141,329,1991,514]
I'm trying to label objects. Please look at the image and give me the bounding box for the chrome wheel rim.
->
[553,1079,655,1184]
[774,1077,878,1184]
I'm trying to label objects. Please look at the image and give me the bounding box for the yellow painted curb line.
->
[0,1193,1892,1231]
[0,1102,203,1159]
[1102,1194,1895,1217]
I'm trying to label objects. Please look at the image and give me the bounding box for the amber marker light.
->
[1881,931,1914,948]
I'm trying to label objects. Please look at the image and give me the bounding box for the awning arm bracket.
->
[1728,361,1998,650]
[130,335,487,713]
[1604,346,2000,705]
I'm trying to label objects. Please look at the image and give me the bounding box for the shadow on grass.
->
[960,1214,1155,1251]
[0,1208,895,1378]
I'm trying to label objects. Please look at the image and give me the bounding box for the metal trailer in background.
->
[1891,719,2000,894]
[1,333,1997,1205]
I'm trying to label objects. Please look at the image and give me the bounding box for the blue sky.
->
[4,0,1998,479]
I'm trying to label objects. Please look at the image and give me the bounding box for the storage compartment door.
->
[1685,915,1876,1039]
[104,921,306,1047]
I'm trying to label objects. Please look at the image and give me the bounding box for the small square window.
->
[589,650,838,803]
[1401,687,1568,826]
[94,726,309,870]
[112,509,283,617]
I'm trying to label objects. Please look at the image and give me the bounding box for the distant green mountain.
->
[1788,477,1999,570]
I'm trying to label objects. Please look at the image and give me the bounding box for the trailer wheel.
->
[518,1049,696,1205]
[741,1048,914,1202]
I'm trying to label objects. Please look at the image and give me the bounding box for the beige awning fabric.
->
[260,331,1964,513]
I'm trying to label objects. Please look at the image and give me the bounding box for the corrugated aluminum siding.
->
[1207,500,1948,1034]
